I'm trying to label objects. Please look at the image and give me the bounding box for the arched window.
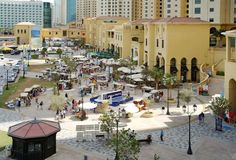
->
[170,58,178,74]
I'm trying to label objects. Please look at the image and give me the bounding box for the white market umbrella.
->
[79,102,97,110]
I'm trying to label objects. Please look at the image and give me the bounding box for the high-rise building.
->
[61,0,67,25]
[96,0,133,20]
[76,0,97,22]
[142,0,163,19]
[188,0,235,24]
[163,0,189,18]
[53,0,66,26]
[0,0,52,29]
[67,0,76,23]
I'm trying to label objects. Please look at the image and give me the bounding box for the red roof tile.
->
[8,119,60,139]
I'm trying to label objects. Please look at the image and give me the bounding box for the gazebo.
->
[8,119,60,160]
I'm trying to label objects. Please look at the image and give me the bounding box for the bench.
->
[76,124,106,141]
[138,135,152,144]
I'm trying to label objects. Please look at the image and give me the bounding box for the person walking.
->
[160,129,164,141]
[65,93,68,98]
[39,101,43,110]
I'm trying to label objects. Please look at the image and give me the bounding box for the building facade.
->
[224,30,236,113]
[163,0,189,18]
[188,0,235,24]
[67,0,76,23]
[96,0,133,20]
[85,16,129,50]
[76,0,97,22]
[0,0,52,29]
[143,17,210,82]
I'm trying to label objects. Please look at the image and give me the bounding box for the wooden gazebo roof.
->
[8,119,60,139]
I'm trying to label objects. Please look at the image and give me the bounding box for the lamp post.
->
[27,49,30,67]
[81,88,84,111]
[182,104,197,155]
[3,65,9,90]
[110,109,121,160]
[177,83,180,108]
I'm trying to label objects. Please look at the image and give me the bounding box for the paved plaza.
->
[0,77,236,159]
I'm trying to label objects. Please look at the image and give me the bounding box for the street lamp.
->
[182,104,197,155]
[177,82,180,108]
[81,88,84,111]
[3,65,9,90]
[110,109,121,160]
[27,49,30,67]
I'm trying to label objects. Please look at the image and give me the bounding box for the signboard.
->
[31,25,42,48]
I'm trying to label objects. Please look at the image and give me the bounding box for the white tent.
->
[120,103,139,113]
[79,102,97,110]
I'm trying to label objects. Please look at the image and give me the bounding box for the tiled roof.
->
[94,16,129,21]
[8,119,61,139]
[131,19,153,24]
[151,17,209,24]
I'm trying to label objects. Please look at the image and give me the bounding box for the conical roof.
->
[8,119,60,139]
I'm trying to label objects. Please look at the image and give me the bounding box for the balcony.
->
[229,48,236,62]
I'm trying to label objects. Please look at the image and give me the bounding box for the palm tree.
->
[56,48,63,58]
[208,96,230,131]
[212,29,226,47]
[149,68,164,90]
[162,73,176,115]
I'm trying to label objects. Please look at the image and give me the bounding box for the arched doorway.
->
[170,58,178,75]
[210,27,217,34]
[181,58,188,82]
[155,56,160,68]
[191,58,199,82]
[160,57,165,73]
[229,79,236,112]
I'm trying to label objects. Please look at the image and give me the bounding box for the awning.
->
[20,93,28,97]
[24,88,32,93]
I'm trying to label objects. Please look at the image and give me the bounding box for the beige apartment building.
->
[84,16,129,50]
[76,0,97,22]
[224,30,236,113]
[143,17,210,82]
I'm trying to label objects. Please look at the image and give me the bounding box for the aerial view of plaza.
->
[0,0,236,160]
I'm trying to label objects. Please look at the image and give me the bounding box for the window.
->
[234,8,236,14]
[195,0,201,4]
[156,39,159,47]
[209,18,214,22]
[210,0,214,2]
[194,8,201,14]
[145,38,147,46]
[162,40,164,48]
[235,0,236,4]
[210,8,214,12]
[234,18,236,23]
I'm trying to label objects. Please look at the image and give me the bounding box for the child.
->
[160,130,164,141]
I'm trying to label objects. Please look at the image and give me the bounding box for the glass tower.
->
[43,2,52,28]
[67,0,76,23]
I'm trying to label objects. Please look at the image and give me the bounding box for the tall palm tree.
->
[162,73,176,115]
[208,96,230,131]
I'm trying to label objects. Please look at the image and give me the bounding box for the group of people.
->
[35,98,44,110]
[55,107,67,120]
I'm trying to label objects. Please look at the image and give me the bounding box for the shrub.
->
[31,54,39,59]
[216,71,225,76]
